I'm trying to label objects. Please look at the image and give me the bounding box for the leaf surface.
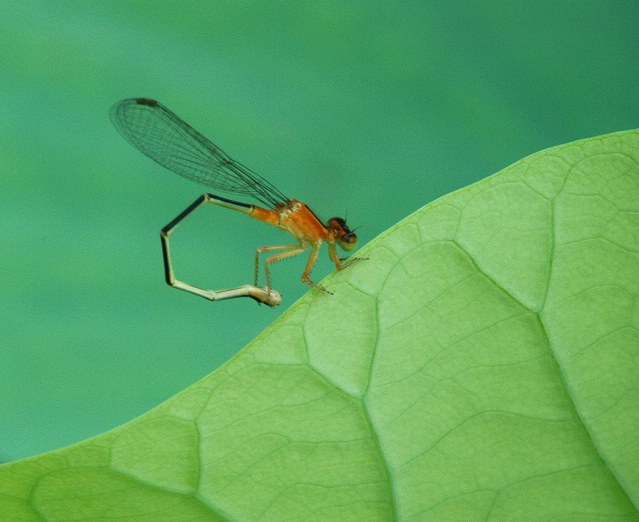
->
[2,130,638,521]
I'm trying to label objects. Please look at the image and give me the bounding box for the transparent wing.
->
[110,98,290,208]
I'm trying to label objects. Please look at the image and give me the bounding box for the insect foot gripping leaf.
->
[1,129,638,521]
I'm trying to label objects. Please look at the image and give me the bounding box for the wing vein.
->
[110,98,290,208]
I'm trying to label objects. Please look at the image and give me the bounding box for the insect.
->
[110,98,359,306]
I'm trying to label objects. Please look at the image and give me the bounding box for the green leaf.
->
[2,129,638,520]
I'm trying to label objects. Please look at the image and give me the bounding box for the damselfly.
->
[110,98,359,306]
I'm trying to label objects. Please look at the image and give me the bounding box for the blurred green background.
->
[1,2,637,462]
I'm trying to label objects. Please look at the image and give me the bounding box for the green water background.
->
[1,2,637,461]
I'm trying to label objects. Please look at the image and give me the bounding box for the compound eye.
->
[339,231,358,251]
